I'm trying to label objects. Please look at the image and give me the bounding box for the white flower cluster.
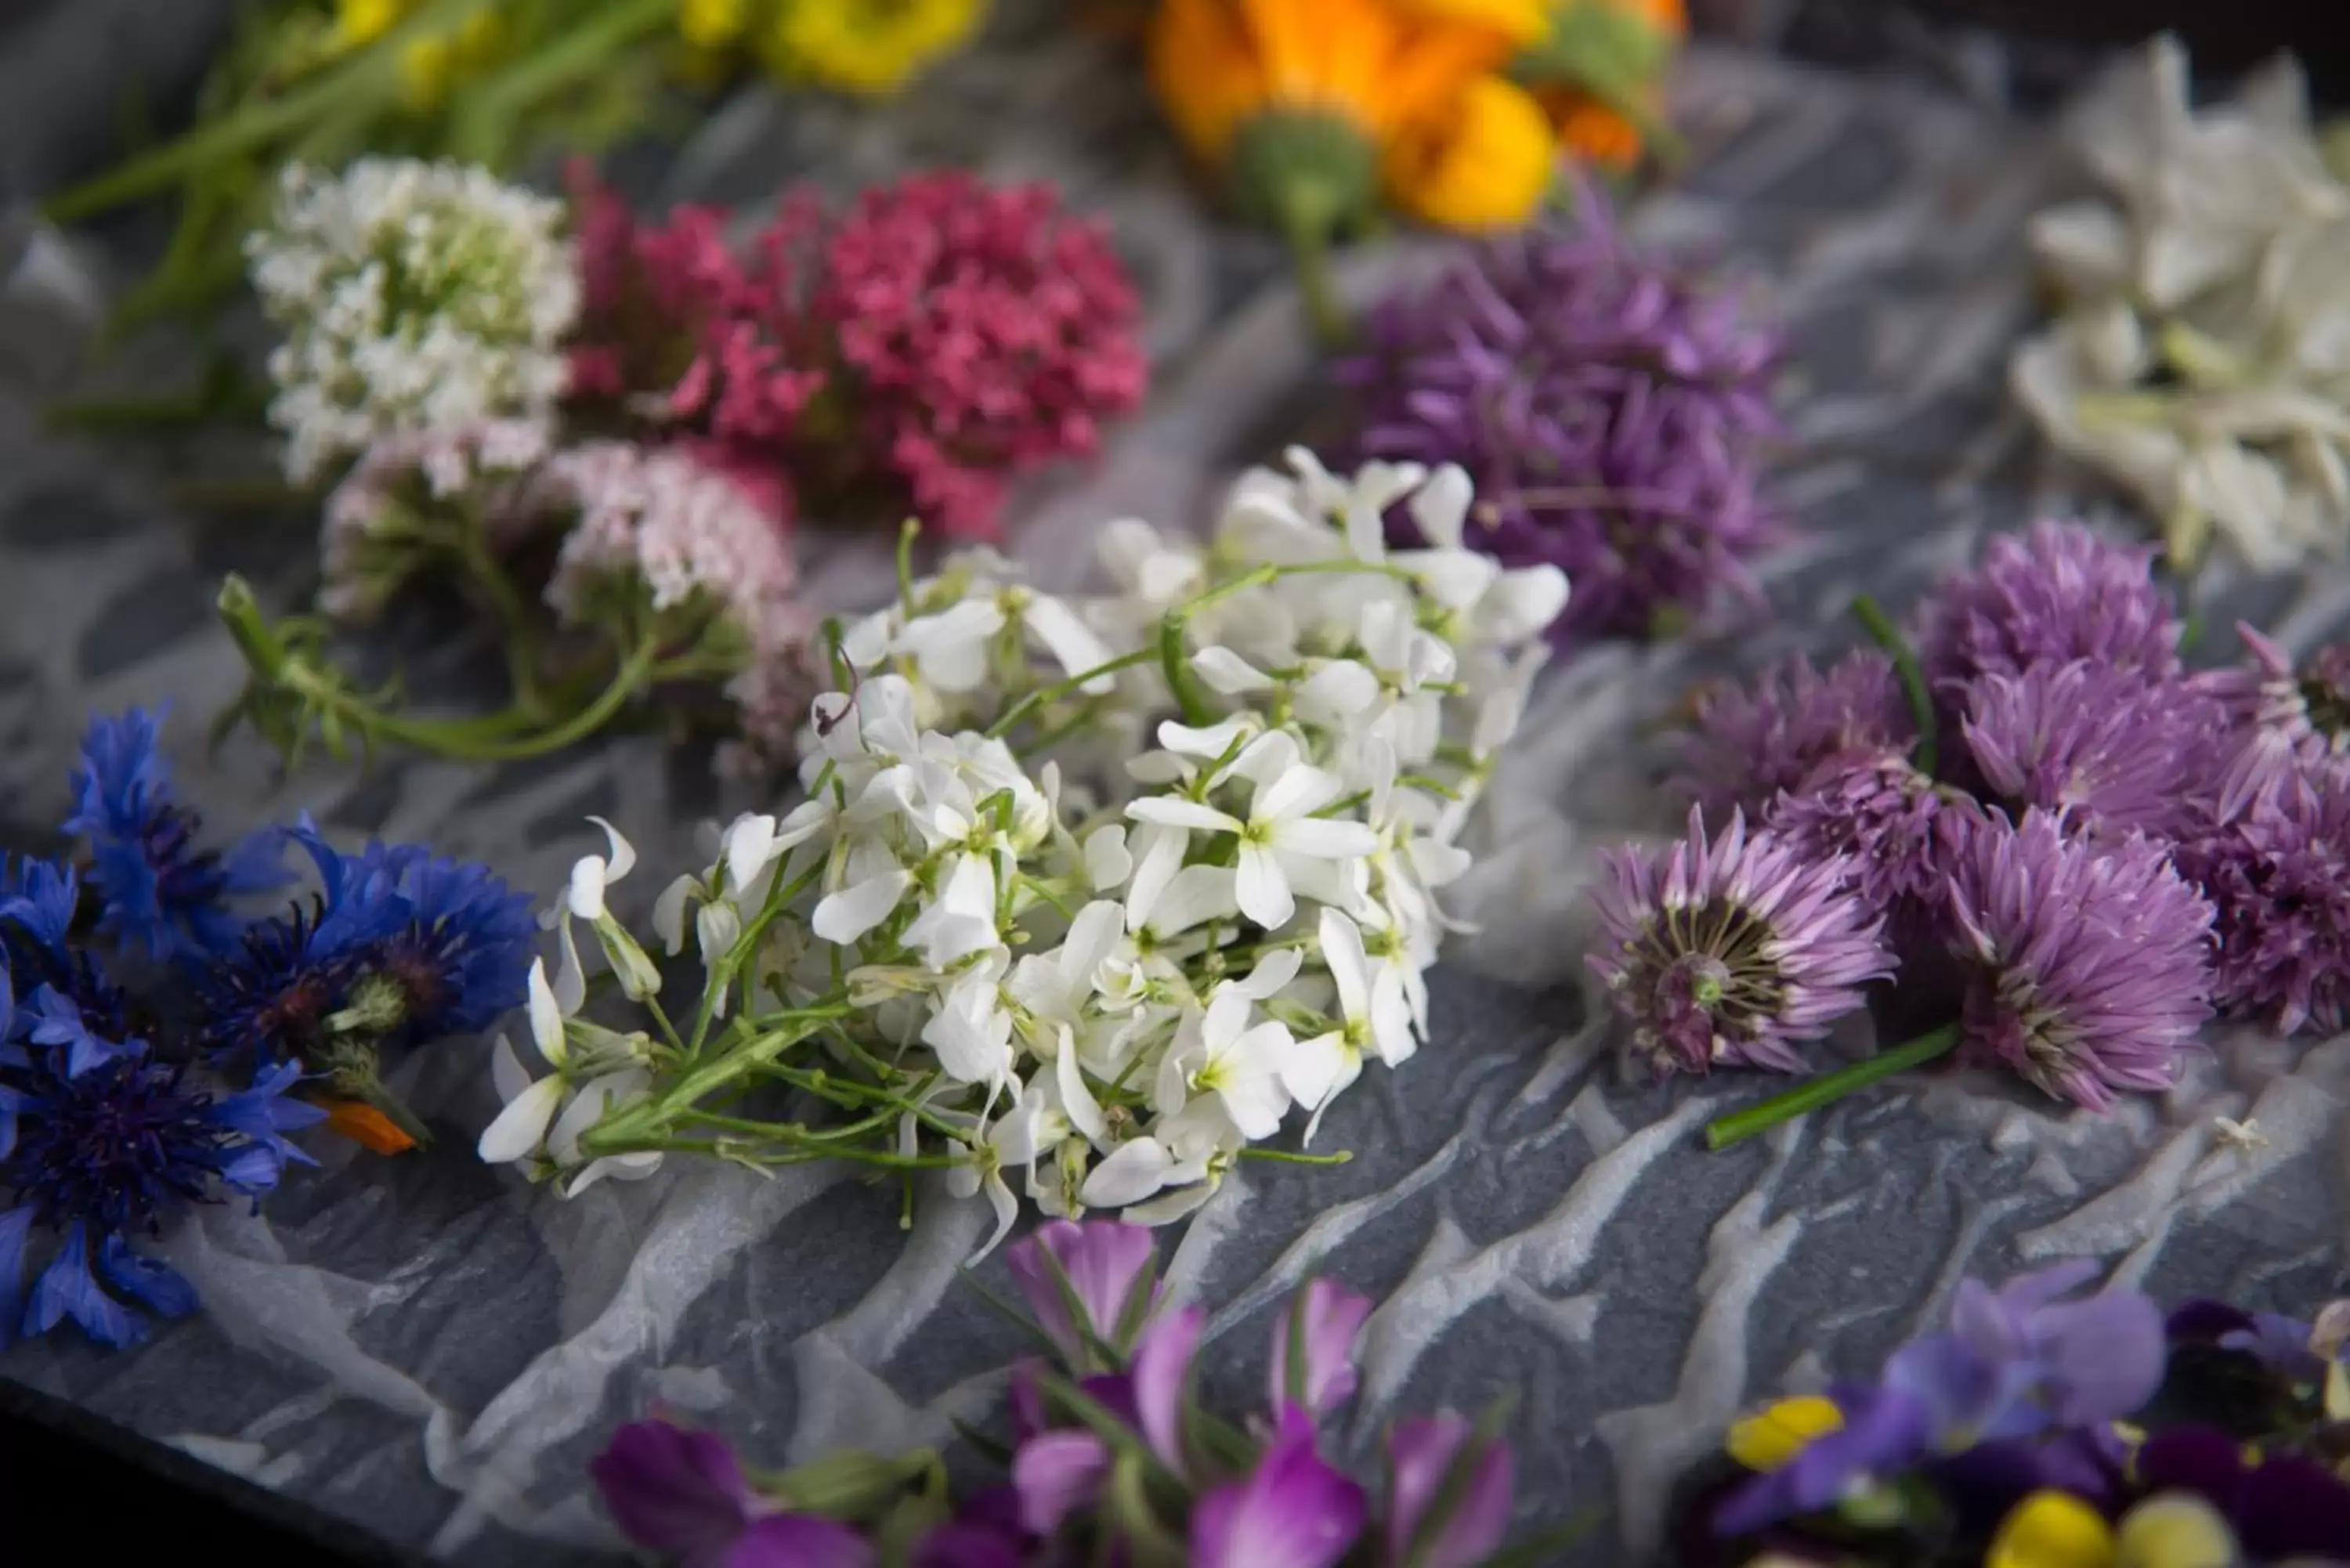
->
[318,417,553,622]
[2012,36,2350,571]
[478,451,1566,1248]
[250,157,579,487]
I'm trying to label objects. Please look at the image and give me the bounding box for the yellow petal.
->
[1383,74,1556,232]
[2113,1494,2238,1568]
[1723,1395,1845,1472]
[337,0,407,49]
[1989,1490,2118,1568]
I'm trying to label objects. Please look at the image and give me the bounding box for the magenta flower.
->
[1340,179,1788,649]
[1769,750,1974,940]
[2202,625,2350,822]
[1671,651,1913,826]
[1131,1302,1205,1473]
[1383,1413,1515,1568]
[1003,1219,1160,1368]
[912,1489,1031,1568]
[1914,519,2185,694]
[1192,1407,1368,1568]
[1268,1277,1374,1421]
[588,1419,871,1568]
[1589,807,1893,1076]
[2174,754,2350,1035]
[1958,660,2227,841]
[1011,1429,1112,1536]
[1942,809,2215,1110]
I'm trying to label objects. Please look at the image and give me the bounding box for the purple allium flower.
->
[912,1488,1030,1568]
[587,1418,871,1568]
[1339,181,1788,649]
[2172,754,2350,1034]
[2201,624,2350,822]
[1959,660,2228,842]
[1914,519,2185,695]
[1003,1219,1160,1368]
[1942,808,2214,1110]
[1671,651,1914,826]
[1384,1413,1515,1568]
[1589,807,1893,1076]
[1269,1277,1373,1421]
[1191,1406,1368,1568]
[1769,750,1977,940]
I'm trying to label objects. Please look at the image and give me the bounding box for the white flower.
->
[1126,745,1379,930]
[1153,984,1295,1140]
[921,962,1016,1087]
[893,577,1116,696]
[545,818,661,1009]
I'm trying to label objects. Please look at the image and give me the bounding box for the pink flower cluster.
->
[567,168,1148,543]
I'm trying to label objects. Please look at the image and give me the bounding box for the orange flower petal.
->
[319,1098,419,1155]
[1546,88,1646,170]
[1386,74,1556,231]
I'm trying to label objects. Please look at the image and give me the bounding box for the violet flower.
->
[1270,1277,1374,1422]
[1340,180,1788,649]
[588,1419,871,1568]
[1191,1406,1368,1568]
[2202,624,2350,822]
[1942,1260,2167,1431]
[1131,1302,1205,1473]
[1384,1413,1515,1568]
[2172,754,2350,1035]
[2167,1299,2325,1384]
[1671,651,1914,826]
[1942,808,2215,1110]
[1712,1382,1935,1536]
[1914,518,2185,695]
[1589,807,1894,1076]
[1959,660,2228,842]
[1003,1219,1161,1368]
[2135,1425,2350,1561]
[1768,750,1975,940]
[1012,1429,1112,1537]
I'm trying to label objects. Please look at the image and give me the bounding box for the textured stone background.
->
[3,5,2347,1565]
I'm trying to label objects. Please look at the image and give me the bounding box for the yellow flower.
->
[1385,72,1553,230]
[397,8,501,111]
[1989,1490,2115,1568]
[336,0,406,49]
[2112,1495,2237,1568]
[1723,1396,1845,1472]
[766,0,986,97]
[680,0,754,50]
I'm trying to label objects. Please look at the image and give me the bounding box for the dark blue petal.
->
[24,1226,143,1348]
[219,1144,285,1198]
[0,1205,34,1348]
[0,1085,22,1161]
[96,1234,197,1320]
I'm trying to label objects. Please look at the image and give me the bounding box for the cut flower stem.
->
[1851,593,1937,777]
[1704,1021,1961,1150]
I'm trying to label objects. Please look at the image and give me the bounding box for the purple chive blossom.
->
[912,1489,1031,1568]
[1959,660,2229,842]
[1769,750,1977,939]
[1003,1219,1160,1367]
[1589,807,1893,1076]
[588,1419,871,1568]
[1192,1406,1368,1568]
[1338,179,1788,649]
[2202,625,2350,822]
[1269,1277,1374,1421]
[1914,519,2185,695]
[2172,754,2350,1035]
[1383,1413,1515,1568]
[1671,650,1914,826]
[1942,809,2215,1110]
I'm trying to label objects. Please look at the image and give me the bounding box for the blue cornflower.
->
[24,985,139,1078]
[2,857,134,1039]
[61,708,287,960]
[193,903,367,1065]
[0,1053,318,1347]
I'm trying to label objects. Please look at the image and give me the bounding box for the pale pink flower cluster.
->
[319,418,555,623]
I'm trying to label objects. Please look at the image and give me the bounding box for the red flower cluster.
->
[567,168,1148,542]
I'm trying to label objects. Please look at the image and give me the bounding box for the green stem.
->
[326,636,661,762]
[445,0,679,162]
[1703,1022,1962,1151]
[1238,1147,1352,1165]
[584,1007,854,1147]
[985,648,1158,739]
[1851,594,1937,779]
[1277,190,1347,348]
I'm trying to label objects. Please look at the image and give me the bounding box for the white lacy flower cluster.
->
[250,157,579,487]
[318,418,552,622]
[478,452,1566,1245]
[2012,35,2350,571]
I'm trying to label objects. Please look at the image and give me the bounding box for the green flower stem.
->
[1703,1022,1962,1151]
[446,0,680,163]
[984,649,1159,739]
[325,636,663,763]
[1278,188,1347,349]
[1237,1147,1352,1166]
[584,1006,856,1150]
[1850,593,1937,779]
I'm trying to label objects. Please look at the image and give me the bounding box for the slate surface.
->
[2,5,2346,1565]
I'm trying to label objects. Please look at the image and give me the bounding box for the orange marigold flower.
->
[1541,85,1648,171]
[1386,74,1556,230]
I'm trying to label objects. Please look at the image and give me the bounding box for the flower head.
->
[1958,660,2226,841]
[63,708,287,960]
[1768,750,1974,939]
[1191,1407,1367,1568]
[1943,808,2214,1109]
[762,0,984,96]
[2173,754,2350,1034]
[2200,624,2350,822]
[1003,1219,1162,1366]
[1589,806,1893,1075]
[1383,1412,1515,1568]
[588,1418,871,1568]
[1914,519,2184,695]
[1671,651,1913,826]
[248,157,577,485]
[1342,182,1788,648]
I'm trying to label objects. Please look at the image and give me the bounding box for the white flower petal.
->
[970,1172,1020,1263]
[1238,945,1304,999]
[489,1032,532,1104]
[1022,593,1115,692]
[1235,844,1295,930]
[1318,908,1373,1023]
[478,1074,565,1165]
[1191,646,1274,695]
[1280,1029,1350,1112]
[1408,463,1473,547]
[651,874,696,957]
[1296,660,1380,718]
[1084,826,1133,891]
[552,916,588,1014]
[1145,865,1241,938]
[566,858,608,922]
[1253,762,1343,825]
[1275,817,1379,860]
[1054,1024,1107,1143]
[1079,1138,1174,1209]
[1126,797,1243,835]
[587,815,636,883]
[526,958,569,1068]
[812,870,914,945]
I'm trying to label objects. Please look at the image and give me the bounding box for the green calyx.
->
[1509,2,1681,161]
[1227,110,1380,346]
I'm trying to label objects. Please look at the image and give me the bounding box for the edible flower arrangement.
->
[1592,518,2350,1146]
[215,155,1147,775]
[2,708,533,1349]
[587,1219,1579,1566]
[470,451,1564,1245]
[41,0,994,333]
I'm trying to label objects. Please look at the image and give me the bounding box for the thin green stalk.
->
[1704,1023,1961,1151]
[1850,594,1937,778]
[985,649,1158,739]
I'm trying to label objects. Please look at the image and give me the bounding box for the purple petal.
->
[1012,1429,1110,1534]
[1712,1386,1932,1536]
[1131,1303,1202,1473]
[95,1234,197,1319]
[1269,1278,1373,1420]
[2241,1454,2350,1560]
[1385,1413,1514,1568]
[1191,1408,1367,1568]
[588,1419,754,1558]
[2028,1288,2167,1425]
[24,1225,139,1347]
[2135,1425,2249,1507]
[1004,1219,1157,1360]
[724,1514,873,1568]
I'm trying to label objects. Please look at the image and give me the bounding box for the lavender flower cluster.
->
[1595,518,2350,1122]
[1687,1261,2350,1566]
[588,1220,1556,1568]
